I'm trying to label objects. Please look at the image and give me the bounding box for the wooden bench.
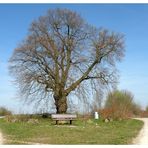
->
[51,114,77,125]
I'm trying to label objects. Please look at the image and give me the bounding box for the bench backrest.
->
[51,114,77,119]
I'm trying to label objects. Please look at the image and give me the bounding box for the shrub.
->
[0,107,12,116]
[99,108,114,120]
[41,113,51,118]
[5,114,41,124]
[103,90,134,120]
[5,114,33,123]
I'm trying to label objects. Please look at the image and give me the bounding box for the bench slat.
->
[52,118,76,121]
[51,114,77,119]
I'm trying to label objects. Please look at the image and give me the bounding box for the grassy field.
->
[0,117,143,144]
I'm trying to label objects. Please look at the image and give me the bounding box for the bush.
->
[5,114,30,122]
[99,108,115,121]
[5,114,40,123]
[131,102,141,116]
[146,106,148,112]
[41,113,51,118]
[0,107,12,116]
[140,111,148,117]
[103,90,134,120]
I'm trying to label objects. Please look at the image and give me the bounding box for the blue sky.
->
[0,4,148,113]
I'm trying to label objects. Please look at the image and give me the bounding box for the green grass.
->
[0,117,144,144]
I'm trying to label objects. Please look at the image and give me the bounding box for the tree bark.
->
[54,94,68,113]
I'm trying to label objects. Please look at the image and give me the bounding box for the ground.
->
[0,131,3,144]
[132,118,148,144]
[0,117,144,144]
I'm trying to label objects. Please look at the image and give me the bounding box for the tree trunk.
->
[54,94,67,113]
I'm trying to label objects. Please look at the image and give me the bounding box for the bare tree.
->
[9,9,125,113]
[91,89,103,112]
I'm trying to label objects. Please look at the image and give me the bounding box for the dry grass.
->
[0,116,144,144]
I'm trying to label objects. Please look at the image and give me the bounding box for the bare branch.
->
[9,9,125,113]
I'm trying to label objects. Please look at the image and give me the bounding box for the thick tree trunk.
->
[54,94,67,113]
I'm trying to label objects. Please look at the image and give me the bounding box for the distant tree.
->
[131,102,141,116]
[9,9,125,113]
[146,106,148,112]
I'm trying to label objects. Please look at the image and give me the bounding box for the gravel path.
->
[0,116,4,144]
[0,131,3,145]
[132,118,148,145]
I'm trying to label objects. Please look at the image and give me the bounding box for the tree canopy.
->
[9,9,125,113]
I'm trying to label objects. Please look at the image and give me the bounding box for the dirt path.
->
[0,131,3,144]
[0,116,4,144]
[132,118,148,145]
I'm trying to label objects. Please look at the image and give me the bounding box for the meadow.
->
[0,116,144,144]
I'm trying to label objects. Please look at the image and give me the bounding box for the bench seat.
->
[51,114,77,124]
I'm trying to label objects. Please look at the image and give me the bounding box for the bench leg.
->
[70,120,72,125]
[56,120,58,125]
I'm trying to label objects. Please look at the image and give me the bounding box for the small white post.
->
[94,112,99,119]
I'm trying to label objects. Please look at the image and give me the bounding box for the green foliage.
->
[0,107,12,116]
[0,117,143,144]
